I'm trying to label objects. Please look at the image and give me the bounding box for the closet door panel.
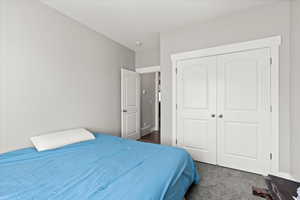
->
[217,48,271,175]
[177,56,217,164]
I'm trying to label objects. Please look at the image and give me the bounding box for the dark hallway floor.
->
[138,131,160,144]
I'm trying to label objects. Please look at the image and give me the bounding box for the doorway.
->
[136,66,161,144]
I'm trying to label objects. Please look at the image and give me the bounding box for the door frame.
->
[171,36,281,175]
[136,66,160,74]
[136,66,161,132]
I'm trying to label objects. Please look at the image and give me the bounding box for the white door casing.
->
[217,48,271,175]
[121,69,141,140]
[177,57,217,164]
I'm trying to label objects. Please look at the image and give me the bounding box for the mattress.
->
[0,133,200,200]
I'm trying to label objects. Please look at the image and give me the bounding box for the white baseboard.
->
[271,172,299,182]
[141,126,155,136]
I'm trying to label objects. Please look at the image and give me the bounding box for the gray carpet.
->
[186,162,266,200]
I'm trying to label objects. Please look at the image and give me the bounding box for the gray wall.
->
[0,0,135,153]
[135,48,160,68]
[290,0,300,180]
[140,73,156,135]
[160,2,291,173]
[0,0,4,154]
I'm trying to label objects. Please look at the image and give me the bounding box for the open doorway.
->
[136,66,161,144]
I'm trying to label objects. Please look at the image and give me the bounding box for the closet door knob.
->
[219,114,223,118]
[211,114,216,118]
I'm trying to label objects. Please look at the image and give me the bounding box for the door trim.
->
[135,66,160,73]
[171,36,281,175]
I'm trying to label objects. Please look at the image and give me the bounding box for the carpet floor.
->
[186,162,266,200]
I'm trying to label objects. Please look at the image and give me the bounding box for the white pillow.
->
[30,128,95,152]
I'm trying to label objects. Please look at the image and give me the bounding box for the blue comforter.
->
[0,133,199,200]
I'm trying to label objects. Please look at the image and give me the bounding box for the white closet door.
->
[217,48,271,174]
[177,57,217,164]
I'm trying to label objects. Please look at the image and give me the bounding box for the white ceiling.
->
[40,0,284,52]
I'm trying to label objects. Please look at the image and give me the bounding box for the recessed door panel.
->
[224,60,258,111]
[224,122,258,159]
[183,119,208,150]
[125,77,138,108]
[183,66,208,109]
[126,112,138,136]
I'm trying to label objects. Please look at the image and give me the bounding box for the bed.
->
[0,133,200,200]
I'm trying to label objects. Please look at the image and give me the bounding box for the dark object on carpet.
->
[252,186,272,199]
[252,175,300,200]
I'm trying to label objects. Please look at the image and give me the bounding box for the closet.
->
[176,47,272,175]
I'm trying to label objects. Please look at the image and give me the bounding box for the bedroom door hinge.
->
[270,57,273,65]
[176,104,178,110]
[176,68,178,74]
[270,153,273,160]
[270,106,273,112]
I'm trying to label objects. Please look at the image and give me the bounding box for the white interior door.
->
[121,69,141,140]
[217,48,271,174]
[177,57,217,164]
